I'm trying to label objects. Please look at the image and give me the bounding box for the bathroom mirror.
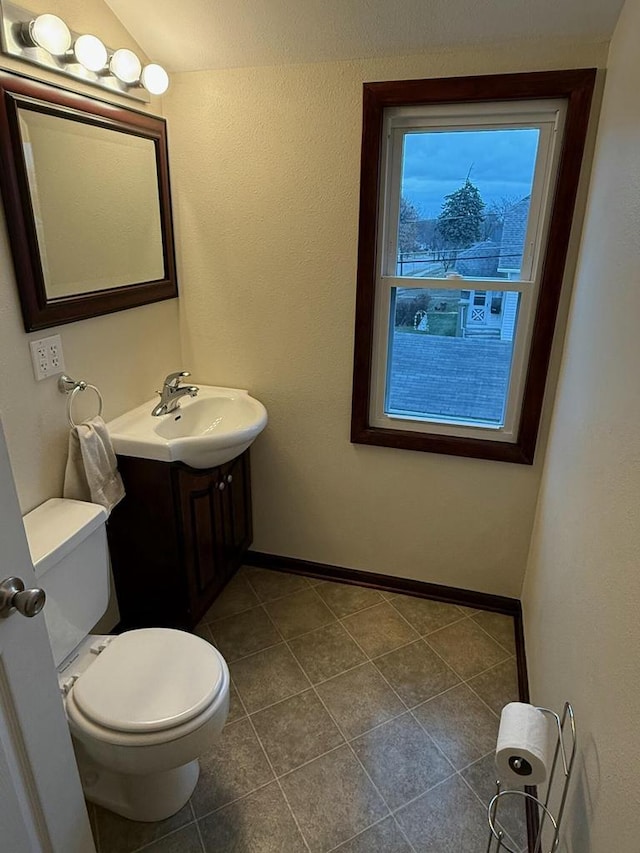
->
[0,70,177,330]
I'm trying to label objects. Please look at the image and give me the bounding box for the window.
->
[351,71,596,464]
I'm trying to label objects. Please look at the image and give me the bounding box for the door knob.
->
[0,576,46,618]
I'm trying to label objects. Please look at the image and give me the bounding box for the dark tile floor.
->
[89,567,527,853]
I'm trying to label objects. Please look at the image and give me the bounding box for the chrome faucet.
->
[151,371,199,417]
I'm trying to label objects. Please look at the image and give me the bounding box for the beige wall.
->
[164,39,606,597]
[522,0,640,848]
[0,0,181,513]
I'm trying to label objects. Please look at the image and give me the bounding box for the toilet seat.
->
[66,628,228,745]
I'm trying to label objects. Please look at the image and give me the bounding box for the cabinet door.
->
[222,452,253,574]
[109,456,188,629]
[176,466,227,620]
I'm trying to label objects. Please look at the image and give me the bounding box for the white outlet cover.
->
[30,335,65,381]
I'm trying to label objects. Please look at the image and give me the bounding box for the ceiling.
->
[104,0,623,73]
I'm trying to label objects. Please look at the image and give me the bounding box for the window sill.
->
[350,423,535,464]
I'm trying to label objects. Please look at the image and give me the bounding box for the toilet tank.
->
[23,498,110,667]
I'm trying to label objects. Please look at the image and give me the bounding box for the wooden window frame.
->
[351,69,596,464]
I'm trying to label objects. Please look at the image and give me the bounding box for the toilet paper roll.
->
[495,702,552,786]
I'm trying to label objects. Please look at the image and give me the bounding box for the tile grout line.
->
[189,800,207,853]
[407,707,459,776]
[425,611,513,648]
[465,678,505,721]
[211,588,515,753]
[319,614,458,853]
[337,605,509,788]
[209,601,284,661]
[194,779,275,824]
[337,617,412,714]
[421,630,512,702]
[193,823,207,853]
[131,819,201,853]
[337,605,466,779]
[244,713,314,852]
[231,665,472,747]
[223,644,512,714]
[469,613,518,657]
[457,770,523,852]
[389,769,459,816]
[377,613,524,834]
[311,684,420,853]
[94,799,201,853]
[106,570,519,853]
[245,570,392,621]
[384,594,476,634]
[323,814,391,853]
[418,633,509,725]
[287,637,367,684]
[192,674,274,823]
[456,746,498,775]
[275,741,348,782]
[242,565,512,633]
[230,682,309,718]
[206,578,513,663]
[205,569,523,852]
[465,654,517,684]
[335,609,461,779]
[237,612,316,853]
[258,591,416,853]
[210,570,467,645]
[235,697,460,790]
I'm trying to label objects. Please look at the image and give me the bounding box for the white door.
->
[0,418,94,853]
[468,290,490,325]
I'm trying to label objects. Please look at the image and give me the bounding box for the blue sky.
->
[401,128,540,218]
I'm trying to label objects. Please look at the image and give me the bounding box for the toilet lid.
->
[72,629,225,733]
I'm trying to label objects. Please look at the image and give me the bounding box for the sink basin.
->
[106,386,268,469]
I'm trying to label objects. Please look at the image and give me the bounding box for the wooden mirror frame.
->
[0,70,178,331]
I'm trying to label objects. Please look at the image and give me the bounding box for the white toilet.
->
[23,497,230,823]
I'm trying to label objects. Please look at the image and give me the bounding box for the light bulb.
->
[109,49,142,84]
[141,64,169,95]
[73,34,108,72]
[29,14,71,55]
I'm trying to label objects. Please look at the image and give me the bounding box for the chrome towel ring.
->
[58,374,104,428]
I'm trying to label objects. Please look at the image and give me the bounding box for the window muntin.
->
[369,100,566,443]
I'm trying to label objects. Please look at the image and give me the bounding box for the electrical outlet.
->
[29,334,66,381]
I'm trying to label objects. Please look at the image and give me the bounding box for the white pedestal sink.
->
[106,386,267,469]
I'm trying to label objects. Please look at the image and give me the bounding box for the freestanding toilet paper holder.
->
[486,701,576,853]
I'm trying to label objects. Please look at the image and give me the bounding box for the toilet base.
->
[76,741,200,822]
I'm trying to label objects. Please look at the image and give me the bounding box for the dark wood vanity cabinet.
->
[107,451,252,630]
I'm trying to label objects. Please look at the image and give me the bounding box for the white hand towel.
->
[63,416,125,515]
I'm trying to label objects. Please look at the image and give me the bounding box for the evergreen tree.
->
[436,178,485,250]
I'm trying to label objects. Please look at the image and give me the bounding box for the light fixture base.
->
[0,0,151,103]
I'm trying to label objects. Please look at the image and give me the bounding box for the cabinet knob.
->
[218,481,225,491]
[226,474,233,484]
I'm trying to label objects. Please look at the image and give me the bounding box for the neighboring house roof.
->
[452,240,500,278]
[388,332,512,424]
[498,196,530,273]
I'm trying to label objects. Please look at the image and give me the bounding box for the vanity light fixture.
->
[0,1,169,103]
[141,64,169,96]
[22,13,70,55]
[73,34,108,74]
[109,48,142,84]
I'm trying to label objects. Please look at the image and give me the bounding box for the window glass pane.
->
[396,129,539,281]
[386,287,520,427]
